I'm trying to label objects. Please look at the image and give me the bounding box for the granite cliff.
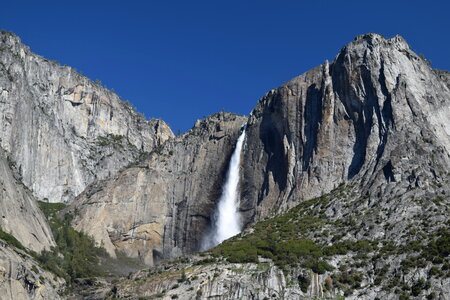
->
[0,30,173,299]
[0,145,64,299]
[241,33,450,221]
[0,147,54,253]
[0,31,173,203]
[0,240,65,300]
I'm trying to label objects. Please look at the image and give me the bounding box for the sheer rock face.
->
[240,33,450,222]
[0,31,174,203]
[0,148,54,252]
[0,241,65,300]
[68,113,246,265]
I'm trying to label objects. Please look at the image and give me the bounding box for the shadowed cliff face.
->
[0,31,174,203]
[67,113,246,265]
[240,33,450,223]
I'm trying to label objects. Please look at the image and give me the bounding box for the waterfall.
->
[201,128,246,250]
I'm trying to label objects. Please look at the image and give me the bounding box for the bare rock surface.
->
[0,241,65,300]
[0,147,54,252]
[108,256,322,300]
[67,113,246,264]
[0,31,173,203]
[97,254,450,300]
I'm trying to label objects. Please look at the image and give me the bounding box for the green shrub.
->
[0,227,26,251]
[177,270,187,283]
[36,202,108,285]
[399,292,410,300]
[307,260,334,274]
[153,293,165,298]
[97,134,124,147]
[421,229,450,262]
[38,201,66,220]
[194,257,216,265]
[411,279,428,296]
[297,274,310,293]
[333,269,363,291]
[428,266,441,277]
[213,239,258,263]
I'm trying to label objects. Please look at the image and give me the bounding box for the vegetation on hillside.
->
[1,199,143,291]
[0,202,108,291]
[211,185,450,298]
[0,226,26,251]
[36,201,108,285]
[212,195,351,272]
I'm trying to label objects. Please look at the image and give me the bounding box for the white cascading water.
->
[201,128,246,250]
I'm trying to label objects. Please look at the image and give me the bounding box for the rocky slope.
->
[0,30,173,203]
[0,240,65,300]
[67,113,247,265]
[0,146,63,299]
[98,256,326,300]
[0,147,54,253]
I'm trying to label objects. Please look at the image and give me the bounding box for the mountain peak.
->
[0,30,23,48]
[353,32,385,42]
[351,32,409,50]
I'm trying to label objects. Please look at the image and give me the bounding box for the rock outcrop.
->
[105,256,330,300]
[0,147,54,252]
[67,113,246,265]
[101,254,450,300]
[0,241,65,300]
[0,31,173,203]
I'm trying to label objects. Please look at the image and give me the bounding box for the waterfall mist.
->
[201,129,246,250]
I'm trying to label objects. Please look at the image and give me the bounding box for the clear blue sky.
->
[2,0,449,132]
